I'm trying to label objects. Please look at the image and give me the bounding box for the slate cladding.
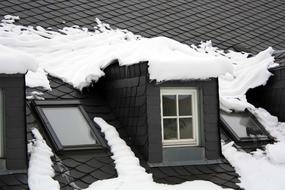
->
[148,161,241,189]
[96,62,150,161]
[2,0,282,189]
[0,75,28,190]
[0,173,28,189]
[25,74,242,190]
[98,62,222,163]
[1,0,285,54]
[0,74,27,170]
[247,65,285,122]
[26,76,118,190]
[23,74,240,189]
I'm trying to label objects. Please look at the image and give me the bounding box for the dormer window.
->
[160,88,199,146]
[33,100,106,151]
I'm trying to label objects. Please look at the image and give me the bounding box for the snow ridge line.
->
[94,117,152,181]
[28,128,60,190]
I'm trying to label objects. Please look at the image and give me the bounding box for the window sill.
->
[148,159,223,167]
[163,140,199,147]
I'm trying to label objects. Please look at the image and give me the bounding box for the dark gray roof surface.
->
[1,0,285,54]
[25,76,242,189]
[3,0,283,189]
[26,76,120,189]
[0,173,28,189]
[149,161,241,189]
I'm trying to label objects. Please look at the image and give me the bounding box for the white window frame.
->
[160,88,199,147]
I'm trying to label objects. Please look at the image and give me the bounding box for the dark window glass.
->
[163,119,177,140]
[179,118,193,139]
[221,111,267,138]
[178,95,192,115]
[42,107,97,146]
[162,95,176,116]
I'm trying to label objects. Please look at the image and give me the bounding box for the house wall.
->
[100,62,222,163]
[247,66,285,122]
[0,74,27,170]
[99,62,149,160]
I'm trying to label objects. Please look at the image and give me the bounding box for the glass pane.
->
[0,90,3,158]
[180,118,193,139]
[42,107,97,146]
[178,95,192,115]
[163,119,177,140]
[221,111,267,138]
[162,95,176,116]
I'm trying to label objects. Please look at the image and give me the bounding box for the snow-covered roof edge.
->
[1,16,233,90]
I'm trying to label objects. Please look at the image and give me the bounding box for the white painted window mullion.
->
[161,88,199,147]
[176,94,180,140]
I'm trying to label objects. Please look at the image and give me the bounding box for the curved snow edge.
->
[28,128,60,190]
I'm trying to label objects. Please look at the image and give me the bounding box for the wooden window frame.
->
[160,88,199,147]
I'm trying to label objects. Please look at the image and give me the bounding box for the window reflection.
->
[42,107,97,147]
[221,111,267,139]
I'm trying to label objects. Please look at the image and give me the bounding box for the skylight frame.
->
[220,110,273,143]
[33,100,107,152]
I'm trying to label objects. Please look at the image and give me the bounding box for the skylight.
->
[33,100,106,151]
[220,110,273,143]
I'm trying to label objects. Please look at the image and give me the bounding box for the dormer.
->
[97,62,223,165]
[0,45,38,172]
[0,74,27,171]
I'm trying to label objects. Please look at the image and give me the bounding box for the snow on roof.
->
[0,15,280,112]
[0,15,38,74]
[0,16,278,113]
[4,14,283,190]
[0,16,233,90]
[218,48,277,112]
[28,128,60,190]
[28,118,234,190]
[0,44,37,74]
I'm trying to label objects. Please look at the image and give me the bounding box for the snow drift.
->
[28,128,60,190]
[0,16,232,90]
[0,44,37,74]
[0,16,278,113]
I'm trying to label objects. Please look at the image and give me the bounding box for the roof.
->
[0,173,28,189]
[26,76,120,189]
[2,0,285,189]
[24,76,242,189]
[1,0,285,54]
[149,162,240,188]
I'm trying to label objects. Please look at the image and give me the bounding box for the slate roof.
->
[1,0,285,54]
[0,173,28,189]
[26,76,119,189]
[2,0,285,189]
[149,161,240,189]
[24,76,242,190]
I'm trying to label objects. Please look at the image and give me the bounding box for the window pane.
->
[178,95,192,115]
[42,107,97,146]
[162,95,176,116]
[0,90,3,158]
[163,119,177,140]
[221,111,267,138]
[180,118,193,139]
